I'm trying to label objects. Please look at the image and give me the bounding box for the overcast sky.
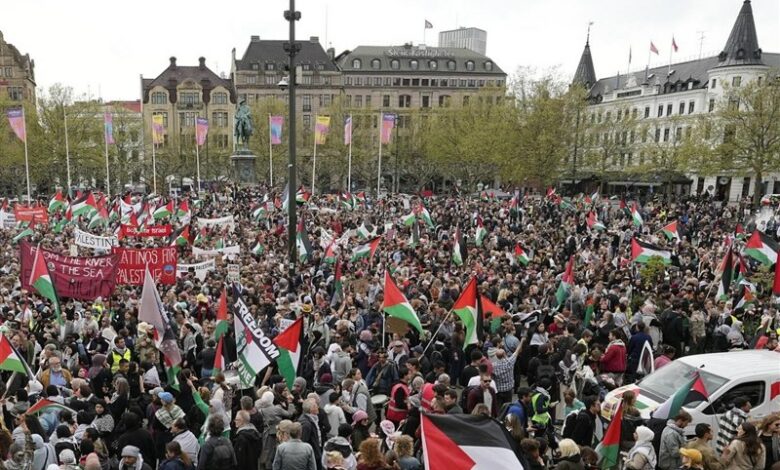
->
[3,0,779,101]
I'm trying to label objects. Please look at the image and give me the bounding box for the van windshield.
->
[639,361,729,404]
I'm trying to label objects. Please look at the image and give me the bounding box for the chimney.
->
[310,36,319,44]
[169,56,177,68]
[199,57,206,69]
[327,47,335,60]
[251,35,260,42]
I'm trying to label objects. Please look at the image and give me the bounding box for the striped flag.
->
[152,114,165,145]
[717,247,734,301]
[273,317,305,389]
[195,117,208,146]
[745,230,778,266]
[383,271,424,335]
[0,335,34,380]
[555,256,575,307]
[270,116,283,145]
[381,113,395,144]
[29,245,63,324]
[104,112,115,144]
[631,202,643,227]
[661,220,679,240]
[631,238,672,264]
[650,41,659,55]
[344,115,352,145]
[596,400,623,468]
[7,108,26,142]
[452,277,482,348]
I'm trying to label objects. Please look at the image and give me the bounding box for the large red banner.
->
[113,246,178,285]
[120,225,172,237]
[14,205,48,224]
[19,242,117,300]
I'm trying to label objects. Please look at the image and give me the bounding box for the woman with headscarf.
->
[256,390,292,469]
[109,377,131,421]
[91,402,115,439]
[31,433,57,470]
[198,399,230,445]
[626,426,657,470]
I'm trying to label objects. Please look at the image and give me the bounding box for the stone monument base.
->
[231,150,257,184]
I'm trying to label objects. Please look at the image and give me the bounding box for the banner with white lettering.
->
[192,245,241,258]
[113,246,178,285]
[177,259,216,282]
[197,215,235,232]
[74,228,119,250]
[0,211,16,229]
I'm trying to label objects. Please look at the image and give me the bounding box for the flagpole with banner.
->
[345,114,353,191]
[668,36,678,77]
[312,116,319,195]
[195,117,208,192]
[268,114,273,186]
[151,116,157,195]
[7,108,31,204]
[103,110,113,198]
[377,112,383,198]
[63,107,72,191]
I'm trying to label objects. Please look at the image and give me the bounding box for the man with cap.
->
[118,445,153,470]
[152,392,185,461]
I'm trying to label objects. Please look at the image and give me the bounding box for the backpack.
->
[207,437,237,469]
[460,385,479,412]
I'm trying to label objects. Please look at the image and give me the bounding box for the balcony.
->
[176,102,203,110]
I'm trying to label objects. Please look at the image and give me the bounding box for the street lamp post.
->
[284,0,301,279]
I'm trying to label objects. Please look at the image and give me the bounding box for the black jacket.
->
[299,414,323,470]
[232,426,262,470]
[571,409,597,448]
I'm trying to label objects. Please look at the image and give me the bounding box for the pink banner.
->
[195,117,208,146]
[270,116,283,145]
[104,112,114,144]
[7,108,26,142]
[381,113,395,144]
[344,116,352,145]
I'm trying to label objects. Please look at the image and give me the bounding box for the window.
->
[688,101,695,114]
[390,59,400,70]
[732,76,742,87]
[410,60,419,70]
[644,107,650,118]
[676,127,682,140]
[302,95,311,112]
[709,98,716,112]
[412,79,420,86]
[345,77,353,86]
[252,63,259,70]
[657,105,663,117]
[393,78,402,86]
[630,130,635,143]
[478,80,485,87]
[212,112,228,128]
[371,59,381,69]
[345,95,352,108]
[679,102,685,115]
[2,66,11,78]
[265,75,277,85]
[485,61,493,71]
[153,112,168,128]
[398,95,411,108]
[430,79,437,86]
[301,64,311,71]
[355,77,363,86]
[666,104,673,116]
[320,94,331,107]
[466,61,475,71]
[597,112,602,123]
[354,95,362,108]
[301,76,312,85]
[247,75,257,85]
[151,92,167,104]
[663,128,670,142]
[179,112,196,127]
[438,95,451,107]
[605,111,611,121]
[468,79,476,87]
[632,108,638,119]
[711,78,717,89]
[447,60,456,71]
[422,95,430,108]
[302,114,311,130]
[654,128,661,142]
[384,78,391,86]
[374,77,382,86]
[439,79,448,87]
[459,79,467,87]
[265,63,275,71]
[402,78,411,86]
[365,95,372,108]
[179,91,199,104]
[422,79,429,86]
[382,95,390,107]
[705,382,765,415]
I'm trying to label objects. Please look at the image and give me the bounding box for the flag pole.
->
[268,114,273,186]
[312,119,318,195]
[63,107,72,191]
[194,123,202,194]
[104,114,111,199]
[22,108,31,205]
[347,114,353,192]
[151,136,158,195]
[377,112,383,198]
[668,38,673,77]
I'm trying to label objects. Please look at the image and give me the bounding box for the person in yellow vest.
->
[107,337,134,374]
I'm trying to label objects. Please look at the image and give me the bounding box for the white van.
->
[602,350,780,436]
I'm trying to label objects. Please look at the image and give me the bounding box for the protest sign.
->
[227,264,240,283]
[177,259,216,282]
[19,242,118,300]
[197,215,235,232]
[113,246,178,285]
[192,245,241,258]
[120,225,172,237]
[14,205,48,224]
[74,228,119,250]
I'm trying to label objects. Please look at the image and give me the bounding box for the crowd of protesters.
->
[0,184,777,470]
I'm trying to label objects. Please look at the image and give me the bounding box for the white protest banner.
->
[192,245,241,258]
[0,211,16,229]
[197,215,235,232]
[177,259,216,281]
[74,228,119,250]
[227,264,240,283]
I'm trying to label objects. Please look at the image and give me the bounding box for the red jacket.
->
[600,340,627,373]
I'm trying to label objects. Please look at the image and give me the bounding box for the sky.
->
[3,0,779,101]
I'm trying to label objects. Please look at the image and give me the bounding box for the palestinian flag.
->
[734,253,748,284]
[340,192,356,210]
[661,220,680,240]
[717,247,734,301]
[555,256,575,307]
[88,206,109,230]
[619,198,630,217]
[296,187,311,204]
[215,237,226,250]
[421,414,523,470]
[48,190,67,213]
[12,228,34,244]
[587,211,606,231]
[546,187,556,199]
[170,226,191,247]
[0,335,34,380]
[51,218,68,234]
[357,222,374,239]
[194,227,206,246]
[252,204,267,220]
[26,398,75,416]
[416,204,434,228]
[401,211,416,226]
[596,400,623,469]
[351,237,381,262]
[631,238,672,264]
[383,271,424,335]
[745,230,778,266]
[280,183,290,211]
[481,295,506,333]
[29,246,63,324]
[212,335,226,377]
[139,266,182,390]
[452,277,482,348]
[451,227,465,266]
[177,200,190,220]
[214,288,230,340]
[251,241,264,256]
[735,280,757,310]
[514,244,530,266]
[296,218,313,263]
[273,317,305,389]
[323,242,336,264]
[153,201,174,220]
[475,217,487,247]
[735,224,747,240]
[631,202,643,227]
[652,372,709,420]
[774,256,780,297]
[331,261,343,307]
[583,296,595,327]
[70,192,97,217]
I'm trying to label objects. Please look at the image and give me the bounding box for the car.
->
[601,350,780,437]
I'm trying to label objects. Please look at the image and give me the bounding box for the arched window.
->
[484,61,493,71]
[447,60,456,70]
[371,59,381,69]
[352,59,362,69]
[410,60,419,70]
[466,61,475,71]
[390,59,400,70]
[151,92,167,104]
[429,60,438,70]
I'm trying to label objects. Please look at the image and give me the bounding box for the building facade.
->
[573,0,777,201]
[141,57,236,156]
[0,31,36,104]
[231,36,342,132]
[438,27,487,56]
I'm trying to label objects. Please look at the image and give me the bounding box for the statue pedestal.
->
[231,150,257,184]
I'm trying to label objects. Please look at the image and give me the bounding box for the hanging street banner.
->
[19,242,118,300]
[197,215,235,232]
[176,259,216,282]
[113,246,178,285]
[14,205,48,224]
[74,228,119,250]
[120,225,173,237]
